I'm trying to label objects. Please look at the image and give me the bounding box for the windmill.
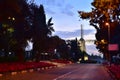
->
[79,24,86,52]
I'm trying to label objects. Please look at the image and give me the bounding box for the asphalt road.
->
[0,64,113,80]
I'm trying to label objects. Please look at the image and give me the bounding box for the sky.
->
[31,0,102,56]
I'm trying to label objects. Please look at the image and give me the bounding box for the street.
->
[0,64,113,80]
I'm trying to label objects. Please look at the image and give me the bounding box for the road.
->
[0,64,113,80]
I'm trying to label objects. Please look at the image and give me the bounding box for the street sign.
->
[108,44,119,51]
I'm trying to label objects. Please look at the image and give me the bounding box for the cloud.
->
[36,0,56,6]
[45,8,56,14]
[86,44,100,55]
[61,4,74,16]
[34,0,74,16]
[34,0,66,15]
[54,29,95,39]
[36,0,65,7]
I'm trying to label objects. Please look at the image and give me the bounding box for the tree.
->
[47,36,66,59]
[30,4,55,61]
[0,0,55,62]
[78,0,120,59]
[0,0,31,62]
[70,39,82,62]
[47,17,54,37]
[13,0,31,62]
[57,41,70,60]
[0,0,19,56]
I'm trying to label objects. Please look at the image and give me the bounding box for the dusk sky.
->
[31,0,101,56]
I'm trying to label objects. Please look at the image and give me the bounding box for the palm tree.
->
[47,17,54,37]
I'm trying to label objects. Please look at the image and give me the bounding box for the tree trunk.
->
[15,48,25,62]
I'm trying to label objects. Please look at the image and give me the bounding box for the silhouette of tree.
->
[46,36,66,59]
[70,39,81,62]
[13,0,31,62]
[47,17,54,37]
[0,0,31,62]
[0,0,57,62]
[78,0,120,59]
[30,4,55,61]
[57,41,70,60]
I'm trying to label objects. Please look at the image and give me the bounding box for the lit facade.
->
[79,24,86,52]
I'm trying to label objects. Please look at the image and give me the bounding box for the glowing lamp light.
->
[8,17,15,21]
[12,17,15,21]
[84,56,88,61]
[101,39,105,43]
[79,58,82,61]
[8,17,11,19]
[105,22,109,26]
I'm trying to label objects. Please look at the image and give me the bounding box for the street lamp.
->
[105,23,110,43]
[105,22,111,65]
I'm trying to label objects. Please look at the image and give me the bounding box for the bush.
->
[0,56,18,62]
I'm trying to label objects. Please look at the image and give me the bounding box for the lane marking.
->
[53,68,80,80]
[53,72,72,80]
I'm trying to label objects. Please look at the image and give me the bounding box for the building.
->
[79,24,86,52]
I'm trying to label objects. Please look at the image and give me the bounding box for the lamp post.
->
[105,23,110,43]
[105,22,111,65]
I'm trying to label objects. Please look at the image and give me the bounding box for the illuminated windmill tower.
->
[79,24,86,52]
